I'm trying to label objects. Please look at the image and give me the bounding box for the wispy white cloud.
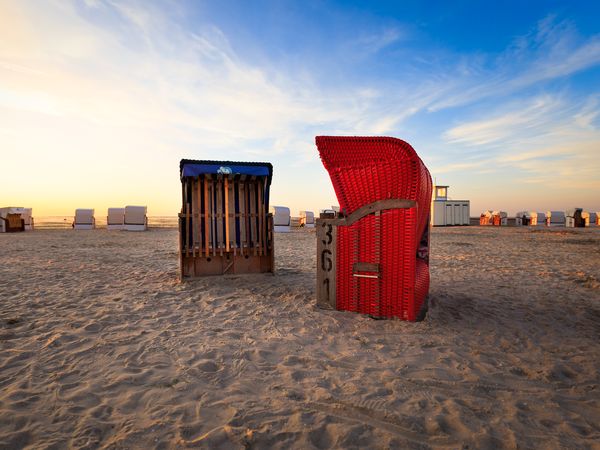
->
[355,26,404,54]
[443,95,564,146]
[437,92,600,192]
[428,16,600,111]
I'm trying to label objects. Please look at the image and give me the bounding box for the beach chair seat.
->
[316,136,432,321]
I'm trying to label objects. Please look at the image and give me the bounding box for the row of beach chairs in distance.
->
[480,209,599,227]
[74,206,148,231]
[270,207,315,232]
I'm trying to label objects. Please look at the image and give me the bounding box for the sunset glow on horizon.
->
[2,1,599,217]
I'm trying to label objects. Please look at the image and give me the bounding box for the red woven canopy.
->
[316,136,432,320]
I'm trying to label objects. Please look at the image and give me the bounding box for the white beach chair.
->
[269,206,291,232]
[73,209,95,230]
[515,211,532,226]
[565,208,585,228]
[0,207,26,232]
[299,210,315,228]
[546,211,565,227]
[107,208,126,230]
[536,212,546,226]
[591,212,599,226]
[124,205,148,231]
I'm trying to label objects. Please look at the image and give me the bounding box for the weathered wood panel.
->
[316,218,337,309]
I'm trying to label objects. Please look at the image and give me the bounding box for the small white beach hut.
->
[431,185,470,226]
[299,211,315,228]
[124,206,148,231]
[107,208,126,230]
[73,209,95,230]
[546,211,565,227]
[269,206,291,232]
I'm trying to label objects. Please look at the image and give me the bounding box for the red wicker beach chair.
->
[315,136,432,321]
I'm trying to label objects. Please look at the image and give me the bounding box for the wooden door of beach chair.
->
[0,207,26,232]
[1,213,24,232]
[179,160,274,278]
[316,136,432,321]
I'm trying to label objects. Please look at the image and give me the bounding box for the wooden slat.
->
[250,178,257,256]
[216,176,223,256]
[257,178,264,256]
[185,201,190,257]
[238,180,244,256]
[204,177,209,257]
[211,178,216,256]
[233,179,238,256]
[196,176,202,256]
[244,180,251,255]
[224,176,230,252]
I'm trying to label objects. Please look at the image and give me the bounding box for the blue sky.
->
[1,0,599,215]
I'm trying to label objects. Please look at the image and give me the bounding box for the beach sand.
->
[1,226,599,449]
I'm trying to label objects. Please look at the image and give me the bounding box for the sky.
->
[1,0,599,217]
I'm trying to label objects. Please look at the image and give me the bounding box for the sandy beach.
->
[1,226,599,449]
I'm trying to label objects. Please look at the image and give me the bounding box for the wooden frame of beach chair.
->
[124,206,148,231]
[73,209,95,230]
[315,136,432,321]
[106,208,126,231]
[178,159,274,279]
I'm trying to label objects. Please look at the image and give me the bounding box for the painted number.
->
[322,222,332,245]
[321,249,332,272]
